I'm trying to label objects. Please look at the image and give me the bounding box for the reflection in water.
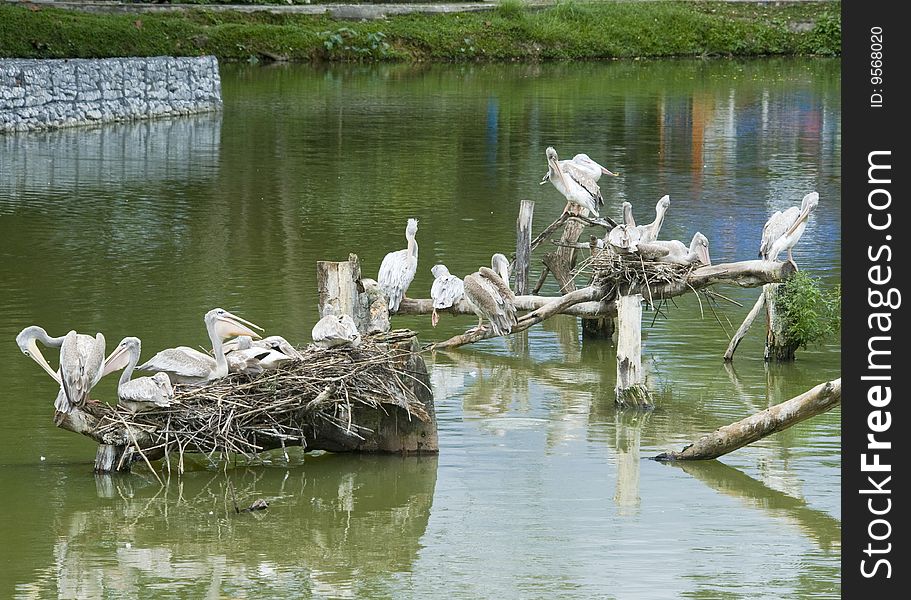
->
[21,457,437,598]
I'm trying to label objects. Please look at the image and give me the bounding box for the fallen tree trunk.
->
[654,378,841,461]
[723,291,766,361]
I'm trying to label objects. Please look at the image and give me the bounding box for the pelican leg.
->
[431,308,440,328]
[466,318,487,334]
[787,248,800,271]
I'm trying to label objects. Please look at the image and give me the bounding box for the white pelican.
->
[463,253,517,336]
[430,264,465,327]
[224,335,295,371]
[312,314,361,349]
[759,192,819,263]
[256,335,304,361]
[378,218,418,313]
[654,232,711,266]
[543,153,618,184]
[102,337,174,413]
[137,308,263,386]
[542,146,605,217]
[57,330,107,414]
[636,195,671,243]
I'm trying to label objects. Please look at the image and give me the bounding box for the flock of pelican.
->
[16,149,819,417]
[14,307,355,417]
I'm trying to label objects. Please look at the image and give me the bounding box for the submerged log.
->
[654,378,841,461]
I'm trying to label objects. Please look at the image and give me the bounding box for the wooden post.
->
[515,199,534,295]
[318,253,389,334]
[655,378,841,461]
[763,283,797,361]
[94,444,132,473]
[723,292,766,361]
[615,294,653,408]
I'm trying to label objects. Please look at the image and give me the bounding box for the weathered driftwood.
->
[515,199,534,295]
[654,378,841,461]
[723,291,766,361]
[57,334,438,474]
[398,295,614,319]
[615,294,652,408]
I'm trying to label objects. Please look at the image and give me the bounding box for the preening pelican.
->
[543,153,618,185]
[57,330,107,414]
[463,253,517,336]
[378,218,418,313]
[542,147,605,217]
[759,192,819,263]
[137,308,263,386]
[636,195,670,243]
[102,337,174,413]
[430,264,465,327]
[223,335,303,362]
[654,232,711,266]
[16,326,66,382]
[312,314,361,349]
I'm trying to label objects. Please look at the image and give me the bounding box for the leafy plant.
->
[777,272,841,349]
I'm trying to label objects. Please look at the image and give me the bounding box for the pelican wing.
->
[137,346,216,379]
[119,374,174,408]
[464,270,517,337]
[759,207,799,259]
[431,274,465,309]
[226,351,266,376]
[257,336,303,361]
[563,162,603,208]
[378,249,418,313]
[59,332,106,409]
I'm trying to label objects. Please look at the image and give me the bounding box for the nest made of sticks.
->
[93,330,430,463]
[575,249,698,298]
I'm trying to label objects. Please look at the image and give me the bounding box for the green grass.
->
[0,1,841,62]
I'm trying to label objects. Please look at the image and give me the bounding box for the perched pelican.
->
[543,153,618,184]
[312,314,361,349]
[16,326,66,382]
[57,330,107,414]
[654,232,711,266]
[621,201,635,226]
[430,264,465,327]
[463,253,517,336]
[137,308,263,386]
[378,218,419,313]
[542,146,605,217]
[224,335,295,371]
[636,195,671,243]
[102,337,174,413]
[759,192,819,263]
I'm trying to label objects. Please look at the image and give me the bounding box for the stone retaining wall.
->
[0,56,222,134]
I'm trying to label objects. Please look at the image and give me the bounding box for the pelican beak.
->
[216,312,263,340]
[696,239,711,266]
[602,166,619,177]
[784,204,813,237]
[548,154,568,189]
[101,344,131,377]
[27,339,61,384]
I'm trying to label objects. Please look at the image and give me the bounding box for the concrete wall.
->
[0,56,222,134]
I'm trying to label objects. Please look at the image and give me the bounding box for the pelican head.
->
[657,194,671,213]
[431,264,451,279]
[205,308,263,341]
[101,336,141,376]
[16,326,60,381]
[786,192,819,235]
[621,201,635,226]
[545,146,568,189]
[573,153,618,177]
[690,232,711,265]
[491,253,510,284]
[405,218,419,239]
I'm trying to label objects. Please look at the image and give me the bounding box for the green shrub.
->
[778,272,841,350]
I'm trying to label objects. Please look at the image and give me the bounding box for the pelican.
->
[463,253,517,336]
[430,264,465,327]
[102,337,174,413]
[56,330,107,414]
[654,232,711,266]
[636,195,671,243]
[542,146,605,217]
[543,153,618,184]
[312,314,361,349]
[16,326,66,382]
[223,335,303,362]
[137,308,263,386]
[224,335,295,371]
[378,218,418,313]
[759,192,819,263]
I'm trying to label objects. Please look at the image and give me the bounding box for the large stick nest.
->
[577,249,698,297]
[92,330,430,462]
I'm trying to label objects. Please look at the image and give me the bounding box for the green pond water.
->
[0,57,841,598]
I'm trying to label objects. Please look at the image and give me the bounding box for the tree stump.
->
[763,283,798,362]
[615,294,653,409]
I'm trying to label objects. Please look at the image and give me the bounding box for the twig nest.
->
[312,314,361,349]
[607,224,641,253]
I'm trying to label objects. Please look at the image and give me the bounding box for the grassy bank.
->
[0,1,841,62]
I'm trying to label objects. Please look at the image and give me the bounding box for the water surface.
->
[0,58,841,598]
